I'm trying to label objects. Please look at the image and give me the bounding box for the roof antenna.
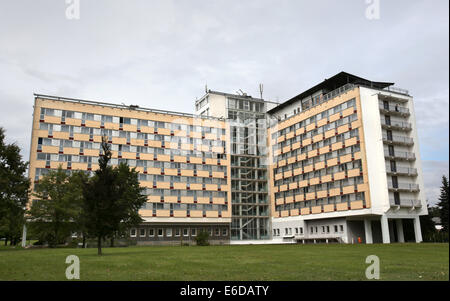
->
[259,83,264,99]
[205,81,208,93]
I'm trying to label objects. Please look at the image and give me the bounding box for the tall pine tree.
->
[437,175,449,232]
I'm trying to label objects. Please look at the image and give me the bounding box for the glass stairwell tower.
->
[195,90,278,241]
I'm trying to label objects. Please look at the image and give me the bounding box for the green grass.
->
[0,243,448,280]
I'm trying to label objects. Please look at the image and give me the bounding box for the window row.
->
[130,226,228,238]
[141,202,228,211]
[38,138,226,160]
[40,108,226,133]
[36,154,227,172]
[275,192,365,211]
[139,174,227,185]
[39,123,226,147]
[142,188,227,198]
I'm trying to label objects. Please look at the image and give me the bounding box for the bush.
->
[195,231,210,246]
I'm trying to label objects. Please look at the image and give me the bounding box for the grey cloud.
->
[0,0,448,200]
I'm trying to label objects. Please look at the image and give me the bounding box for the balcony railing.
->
[389,199,422,208]
[382,134,414,145]
[386,167,417,176]
[380,119,412,131]
[387,182,420,191]
[379,103,410,115]
[383,86,410,96]
[384,150,416,160]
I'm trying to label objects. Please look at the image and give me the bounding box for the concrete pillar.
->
[389,220,395,242]
[21,223,27,248]
[381,215,390,244]
[396,219,405,243]
[364,219,373,244]
[413,216,423,243]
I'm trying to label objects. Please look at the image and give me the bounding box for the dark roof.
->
[267,71,394,114]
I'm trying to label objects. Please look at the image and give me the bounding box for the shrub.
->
[195,231,210,246]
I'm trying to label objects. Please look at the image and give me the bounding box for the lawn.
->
[0,243,448,281]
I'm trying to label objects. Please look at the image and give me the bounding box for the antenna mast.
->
[259,83,264,99]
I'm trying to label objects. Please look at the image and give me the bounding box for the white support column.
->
[364,219,373,244]
[413,216,423,243]
[381,215,390,244]
[396,219,405,243]
[21,223,27,248]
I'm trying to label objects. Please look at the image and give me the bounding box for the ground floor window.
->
[183,228,189,236]
[139,228,146,237]
[149,228,155,237]
[158,228,163,237]
[130,228,137,237]
[175,228,181,237]
[166,228,172,237]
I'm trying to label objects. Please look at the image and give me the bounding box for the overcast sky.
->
[0,0,448,205]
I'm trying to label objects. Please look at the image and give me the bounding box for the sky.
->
[0,0,448,205]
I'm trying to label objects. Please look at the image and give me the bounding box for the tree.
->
[420,203,436,242]
[28,166,83,246]
[0,127,30,246]
[82,137,146,255]
[437,175,449,233]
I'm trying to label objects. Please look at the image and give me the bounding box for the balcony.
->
[382,134,414,146]
[387,182,420,192]
[384,150,415,161]
[389,199,422,208]
[379,103,410,116]
[386,167,417,176]
[381,119,412,131]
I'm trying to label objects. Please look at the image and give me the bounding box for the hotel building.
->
[27,72,427,244]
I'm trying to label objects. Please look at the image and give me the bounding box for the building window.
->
[139,228,146,237]
[300,227,303,234]
[326,226,330,233]
[191,228,197,237]
[215,228,220,236]
[334,225,338,233]
[295,228,298,235]
[130,228,137,237]
[183,228,189,237]
[149,228,155,237]
[166,228,172,237]
[175,228,181,237]
[222,228,228,236]
[339,225,344,232]
[158,228,163,237]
